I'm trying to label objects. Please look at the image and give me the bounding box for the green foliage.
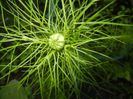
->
[0,0,133,98]
[0,79,31,99]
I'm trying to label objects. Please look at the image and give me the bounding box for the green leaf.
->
[0,80,29,99]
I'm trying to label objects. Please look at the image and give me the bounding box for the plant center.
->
[49,33,65,50]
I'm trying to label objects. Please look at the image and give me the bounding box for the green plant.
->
[0,79,31,99]
[0,0,132,98]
